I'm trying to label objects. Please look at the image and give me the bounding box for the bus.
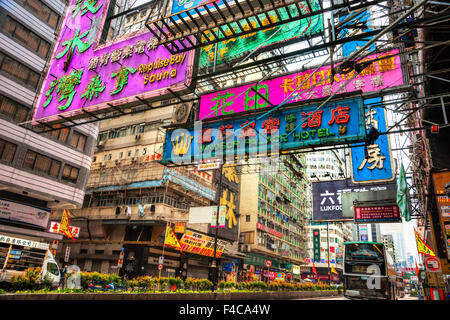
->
[343,241,397,300]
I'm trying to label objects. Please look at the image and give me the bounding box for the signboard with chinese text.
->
[199,49,403,120]
[350,97,395,184]
[49,221,81,238]
[163,97,366,163]
[313,229,320,261]
[354,205,401,223]
[209,166,240,241]
[312,179,397,221]
[0,198,50,229]
[199,0,323,68]
[0,234,49,250]
[179,230,228,257]
[32,0,194,124]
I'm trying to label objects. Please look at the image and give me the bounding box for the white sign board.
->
[0,198,50,228]
[0,233,49,250]
[188,206,216,224]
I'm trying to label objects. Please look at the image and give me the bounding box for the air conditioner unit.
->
[97,140,106,149]
[131,157,137,162]
[135,134,141,140]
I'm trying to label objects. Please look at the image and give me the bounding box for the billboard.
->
[0,198,50,229]
[350,97,395,184]
[32,0,195,124]
[179,230,228,257]
[199,48,403,120]
[199,0,323,68]
[312,179,397,221]
[163,97,366,163]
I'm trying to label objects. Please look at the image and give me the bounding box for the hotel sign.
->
[32,0,194,124]
[163,97,366,163]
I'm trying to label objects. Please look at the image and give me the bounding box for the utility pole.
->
[211,162,224,292]
[327,221,331,285]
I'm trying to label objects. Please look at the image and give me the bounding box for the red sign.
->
[265,260,272,268]
[158,264,163,271]
[49,221,80,238]
[256,223,283,238]
[425,257,441,272]
[354,205,401,223]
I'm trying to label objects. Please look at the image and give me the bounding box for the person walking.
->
[60,264,68,289]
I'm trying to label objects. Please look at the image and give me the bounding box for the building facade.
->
[0,0,96,250]
[238,155,310,281]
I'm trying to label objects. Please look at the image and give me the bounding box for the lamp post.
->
[211,162,224,292]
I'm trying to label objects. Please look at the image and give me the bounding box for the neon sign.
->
[199,49,403,120]
[162,97,366,163]
[32,0,194,124]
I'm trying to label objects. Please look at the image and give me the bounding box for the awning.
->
[223,247,246,259]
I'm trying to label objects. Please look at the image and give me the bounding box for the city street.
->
[0,0,449,305]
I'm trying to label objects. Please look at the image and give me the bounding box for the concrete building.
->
[0,0,96,255]
[238,155,310,281]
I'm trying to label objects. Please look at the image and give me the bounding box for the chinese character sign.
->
[199,0,323,68]
[199,49,403,120]
[350,97,395,183]
[312,179,397,221]
[163,97,365,162]
[32,0,194,123]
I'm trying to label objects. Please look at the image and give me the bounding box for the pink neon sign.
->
[32,0,194,124]
[199,48,403,120]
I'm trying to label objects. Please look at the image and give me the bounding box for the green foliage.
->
[11,267,42,291]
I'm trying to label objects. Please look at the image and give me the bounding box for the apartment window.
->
[0,51,40,89]
[0,94,29,122]
[23,150,61,178]
[246,215,251,222]
[2,16,51,59]
[46,126,69,143]
[127,150,132,157]
[0,138,17,163]
[15,0,60,28]
[135,149,139,156]
[70,131,87,152]
[62,164,79,183]
[119,151,123,158]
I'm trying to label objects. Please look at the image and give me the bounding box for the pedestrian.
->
[60,264,68,289]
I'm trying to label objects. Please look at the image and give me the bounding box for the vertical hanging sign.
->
[350,97,395,184]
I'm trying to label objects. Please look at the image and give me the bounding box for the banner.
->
[397,163,411,221]
[211,206,226,228]
[164,224,183,253]
[59,209,76,241]
[199,49,403,120]
[179,230,227,257]
[414,228,436,257]
[49,221,80,238]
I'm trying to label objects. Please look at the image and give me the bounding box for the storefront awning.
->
[223,247,246,259]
